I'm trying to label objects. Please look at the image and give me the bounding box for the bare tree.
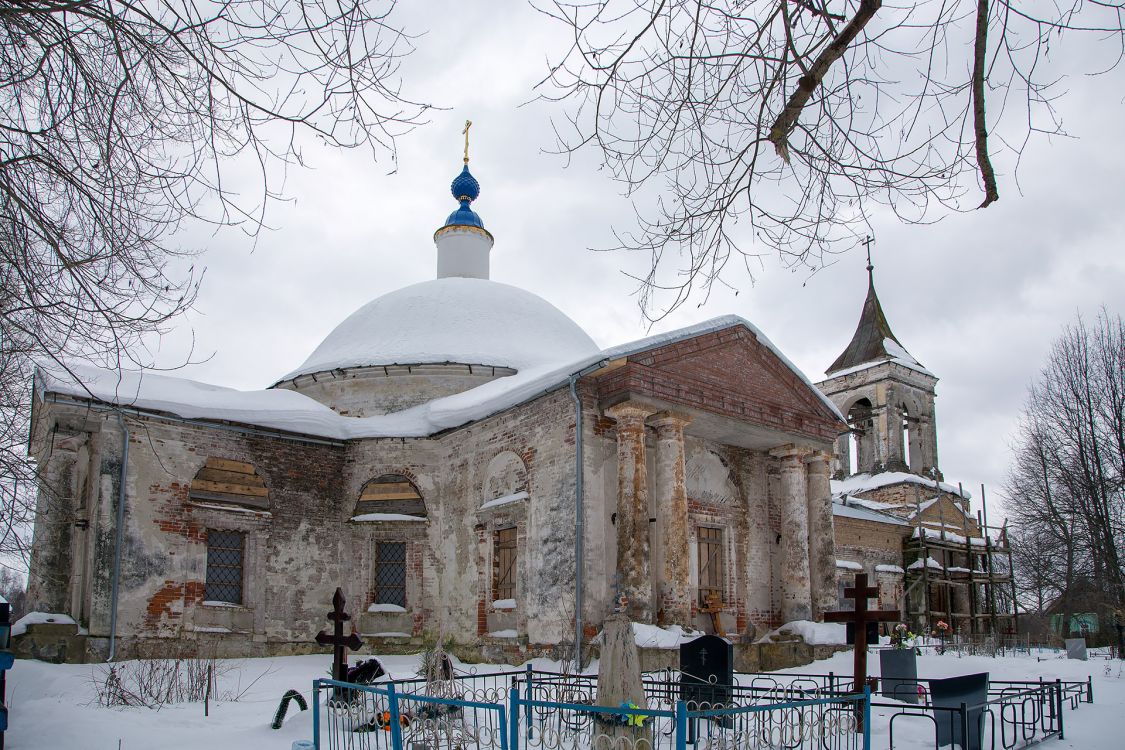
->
[1006,309,1125,625]
[535,0,1125,319]
[0,0,431,564]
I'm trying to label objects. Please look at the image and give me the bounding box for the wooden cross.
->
[315,587,363,682]
[824,574,899,728]
[701,593,726,637]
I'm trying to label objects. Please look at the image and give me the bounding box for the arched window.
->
[902,406,912,469]
[481,452,528,509]
[353,474,426,519]
[846,398,874,474]
[189,458,269,510]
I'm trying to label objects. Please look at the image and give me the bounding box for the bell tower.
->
[816,249,940,479]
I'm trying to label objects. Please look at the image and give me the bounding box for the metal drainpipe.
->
[569,359,607,670]
[107,412,129,662]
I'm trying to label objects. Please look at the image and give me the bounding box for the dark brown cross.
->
[701,593,726,637]
[315,587,363,682]
[824,574,899,728]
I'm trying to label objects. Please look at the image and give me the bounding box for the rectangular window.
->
[493,527,517,601]
[205,529,244,604]
[374,542,407,607]
[697,526,725,606]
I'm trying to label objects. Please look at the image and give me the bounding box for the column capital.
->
[605,400,658,423]
[769,443,814,462]
[648,410,693,432]
[803,450,834,466]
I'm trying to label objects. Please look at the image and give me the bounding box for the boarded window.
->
[697,526,725,605]
[493,527,517,601]
[354,475,426,518]
[837,579,855,611]
[189,458,269,510]
[206,530,244,604]
[374,542,407,607]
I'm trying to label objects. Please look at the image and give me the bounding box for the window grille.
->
[493,527,517,601]
[697,526,725,605]
[374,542,407,607]
[206,530,244,604]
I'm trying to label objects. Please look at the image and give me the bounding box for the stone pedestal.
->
[652,411,692,627]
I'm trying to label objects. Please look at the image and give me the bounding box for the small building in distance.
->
[816,259,1017,637]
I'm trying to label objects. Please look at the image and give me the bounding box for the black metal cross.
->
[315,587,363,682]
[824,574,899,727]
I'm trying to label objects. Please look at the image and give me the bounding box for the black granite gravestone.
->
[929,672,989,750]
[679,634,733,708]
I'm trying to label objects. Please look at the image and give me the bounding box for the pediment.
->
[595,324,845,443]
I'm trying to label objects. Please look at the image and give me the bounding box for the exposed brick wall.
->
[597,326,844,443]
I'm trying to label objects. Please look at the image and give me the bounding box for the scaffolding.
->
[902,483,1018,636]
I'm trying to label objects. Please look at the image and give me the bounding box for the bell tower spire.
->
[815,246,941,479]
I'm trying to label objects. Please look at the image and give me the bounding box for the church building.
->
[25,157,849,662]
[817,260,1017,636]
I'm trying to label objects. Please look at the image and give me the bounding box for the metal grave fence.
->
[313,678,510,750]
[878,679,1067,750]
[313,674,871,750]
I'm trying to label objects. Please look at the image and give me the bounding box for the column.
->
[770,444,813,622]
[606,401,656,622]
[740,451,771,635]
[805,451,838,619]
[651,411,692,626]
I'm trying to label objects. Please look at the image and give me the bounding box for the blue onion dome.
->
[451,165,480,202]
[443,165,485,229]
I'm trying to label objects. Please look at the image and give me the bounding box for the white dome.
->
[281,278,599,381]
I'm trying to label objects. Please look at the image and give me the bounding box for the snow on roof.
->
[908,495,972,519]
[912,527,993,546]
[842,496,897,511]
[836,559,863,570]
[832,471,970,499]
[907,556,944,571]
[832,497,909,525]
[279,278,600,381]
[39,316,844,441]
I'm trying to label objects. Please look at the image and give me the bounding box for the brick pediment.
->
[595,325,845,443]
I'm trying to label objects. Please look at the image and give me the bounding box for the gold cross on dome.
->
[463,120,473,164]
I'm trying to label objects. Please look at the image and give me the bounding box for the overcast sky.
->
[146,2,1125,525]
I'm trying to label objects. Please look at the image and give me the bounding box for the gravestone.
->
[1064,638,1088,661]
[679,634,733,708]
[878,649,919,704]
[929,672,989,750]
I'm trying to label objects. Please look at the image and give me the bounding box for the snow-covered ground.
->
[5,648,1122,749]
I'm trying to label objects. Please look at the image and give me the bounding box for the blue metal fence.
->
[313,676,870,750]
